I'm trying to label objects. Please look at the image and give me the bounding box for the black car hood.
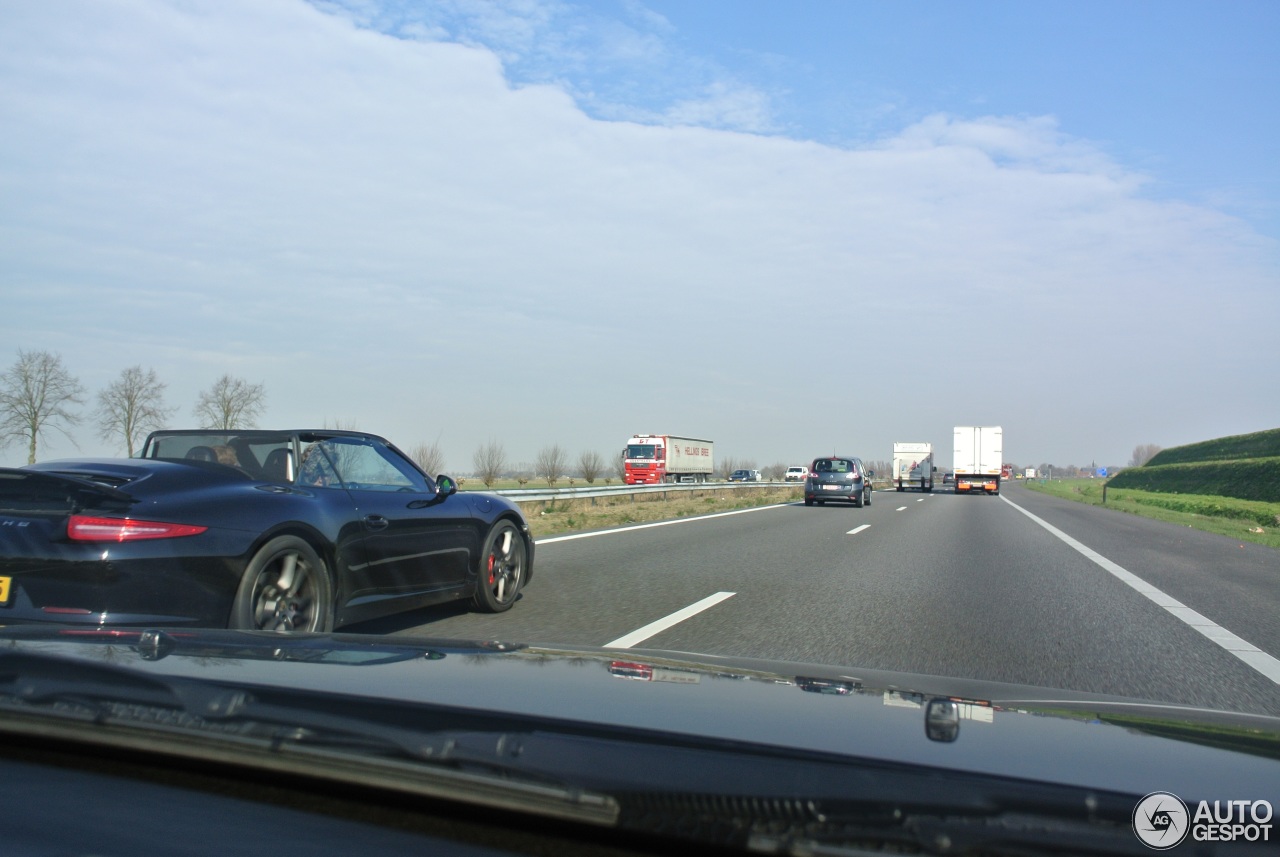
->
[0,625,1275,801]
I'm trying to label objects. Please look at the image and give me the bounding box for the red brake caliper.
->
[488,554,496,585]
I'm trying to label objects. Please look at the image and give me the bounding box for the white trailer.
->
[953,426,1003,495]
[664,436,715,481]
[892,442,934,492]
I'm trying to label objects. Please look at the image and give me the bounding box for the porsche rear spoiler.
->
[0,468,136,514]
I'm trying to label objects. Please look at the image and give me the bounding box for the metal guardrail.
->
[472,479,896,502]
[482,481,794,503]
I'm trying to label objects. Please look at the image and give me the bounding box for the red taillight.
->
[68,515,208,542]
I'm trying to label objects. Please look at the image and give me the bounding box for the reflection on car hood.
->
[0,625,1275,800]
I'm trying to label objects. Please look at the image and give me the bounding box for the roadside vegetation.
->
[1143,428,1280,467]
[1025,426,1280,549]
[1024,479,1280,548]
[1107,427,1280,504]
[498,484,803,539]
[1104,458,1280,504]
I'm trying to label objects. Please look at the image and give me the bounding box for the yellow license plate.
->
[0,576,10,606]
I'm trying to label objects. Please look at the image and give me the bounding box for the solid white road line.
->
[1001,495,1280,685]
[605,591,736,649]
[536,504,793,545]
[847,524,870,536]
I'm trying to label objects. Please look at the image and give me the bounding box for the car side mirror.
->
[436,474,457,496]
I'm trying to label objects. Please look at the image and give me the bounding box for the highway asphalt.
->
[348,481,1280,716]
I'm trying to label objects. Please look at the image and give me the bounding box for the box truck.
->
[623,434,715,484]
[893,442,934,492]
[953,426,1003,495]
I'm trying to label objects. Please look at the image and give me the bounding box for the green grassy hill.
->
[1145,427,1280,466]
[1109,428,1280,503]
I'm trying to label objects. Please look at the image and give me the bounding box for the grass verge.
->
[510,485,803,539]
[1022,479,1280,550]
[459,477,628,491]
[1105,456,1280,503]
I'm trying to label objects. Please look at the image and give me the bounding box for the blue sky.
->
[2,0,1277,471]
[333,0,1279,230]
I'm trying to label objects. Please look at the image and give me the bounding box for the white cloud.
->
[661,81,778,133]
[0,0,1275,468]
[886,113,1138,180]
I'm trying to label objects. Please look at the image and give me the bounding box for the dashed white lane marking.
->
[605,591,736,649]
[917,498,926,502]
[536,503,793,545]
[895,506,908,512]
[1001,495,1280,685]
[847,524,870,536]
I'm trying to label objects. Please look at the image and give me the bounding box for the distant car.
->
[784,466,807,482]
[804,456,873,507]
[0,429,534,632]
[943,472,955,484]
[728,469,762,482]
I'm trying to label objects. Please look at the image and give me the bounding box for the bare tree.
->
[472,439,507,488]
[0,349,85,464]
[717,456,738,480]
[95,365,174,456]
[535,444,568,486]
[578,449,604,484]
[763,462,787,481]
[611,449,626,483]
[194,374,266,430]
[412,440,446,477]
[1129,443,1162,467]
[867,459,891,479]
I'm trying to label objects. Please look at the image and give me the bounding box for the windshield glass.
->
[300,437,427,492]
[626,445,658,459]
[146,432,294,477]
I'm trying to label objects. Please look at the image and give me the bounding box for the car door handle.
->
[363,515,389,532]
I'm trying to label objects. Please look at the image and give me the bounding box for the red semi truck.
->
[623,434,715,484]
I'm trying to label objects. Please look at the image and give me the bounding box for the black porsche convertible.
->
[0,430,533,632]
